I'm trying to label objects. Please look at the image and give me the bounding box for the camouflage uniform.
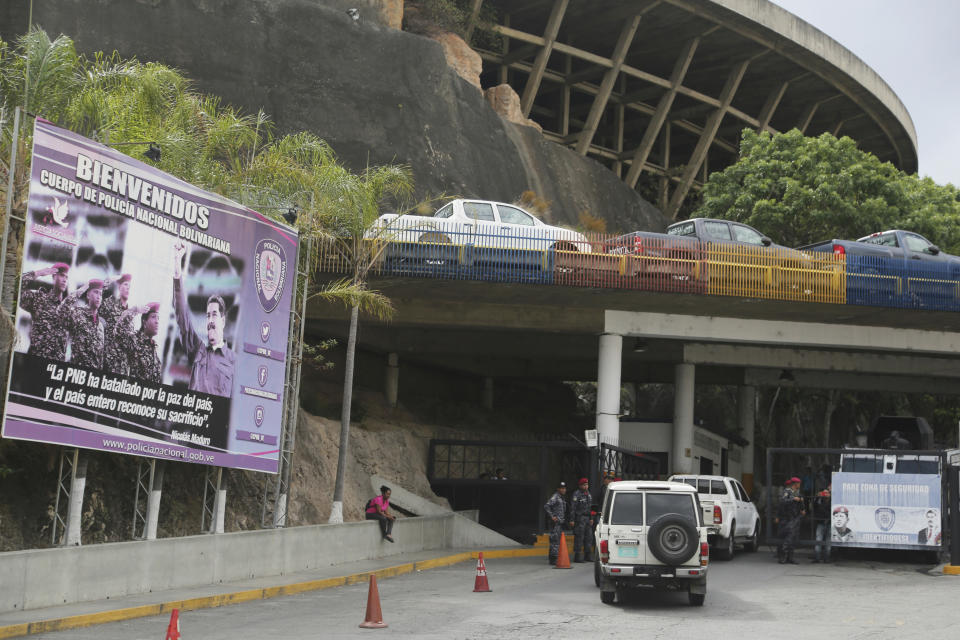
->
[100,294,130,376]
[777,486,804,563]
[19,272,68,360]
[115,309,161,384]
[60,300,105,370]
[570,487,593,562]
[543,490,567,564]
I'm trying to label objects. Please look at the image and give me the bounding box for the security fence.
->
[318,225,960,311]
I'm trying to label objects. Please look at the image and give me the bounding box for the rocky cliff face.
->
[1,0,668,232]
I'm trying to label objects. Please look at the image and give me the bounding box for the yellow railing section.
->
[704,244,845,304]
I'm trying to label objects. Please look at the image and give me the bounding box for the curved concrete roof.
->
[474,0,918,218]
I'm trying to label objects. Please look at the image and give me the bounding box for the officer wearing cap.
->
[19,262,71,359]
[101,273,132,375]
[543,481,568,565]
[832,505,854,543]
[569,477,593,562]
[59,279,107,369]
[116,302,162,383]
[776,476,805,564]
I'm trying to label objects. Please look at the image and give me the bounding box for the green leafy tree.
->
[697,128,960,250]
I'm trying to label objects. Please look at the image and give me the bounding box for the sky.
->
[770,0,960,186]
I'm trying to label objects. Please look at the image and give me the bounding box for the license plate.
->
[618,546,638,558]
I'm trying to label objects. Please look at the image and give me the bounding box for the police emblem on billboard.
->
[874,507,896,531]
[254,239,287,313]
[255,406,264,428]
[260,321,271,342]
[258,365,268,387]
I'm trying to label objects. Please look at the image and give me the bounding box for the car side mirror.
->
[929,244,941,255]
[761,236,772,247]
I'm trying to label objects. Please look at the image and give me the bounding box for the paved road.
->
[32,549,956,639]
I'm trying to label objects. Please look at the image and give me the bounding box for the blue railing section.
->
[846,255,960,310]
[321,224,960,312]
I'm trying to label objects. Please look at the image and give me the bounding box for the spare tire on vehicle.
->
[647,514,699,565]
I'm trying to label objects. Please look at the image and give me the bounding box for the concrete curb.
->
[0,548,544,639]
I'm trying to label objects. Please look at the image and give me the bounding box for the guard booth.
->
[427,436,660,543]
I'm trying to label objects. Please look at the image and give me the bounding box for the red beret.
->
[144,302,160,314]
[833,506,849,515]
[785,476,801,486]
[87,279,104,290]
[116,273,132,284]
[578,477,589,485]
[52,263,69,274]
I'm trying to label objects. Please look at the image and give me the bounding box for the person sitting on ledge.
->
[366,485,396,542]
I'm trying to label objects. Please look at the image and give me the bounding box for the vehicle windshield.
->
[609,492,697,525]
[646,493,697,524]
[610,493,643,525]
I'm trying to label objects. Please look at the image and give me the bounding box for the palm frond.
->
[309,279,394,321]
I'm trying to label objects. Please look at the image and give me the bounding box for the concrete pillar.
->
[596,334,623,446]
[738,385,756,495]
[145,462,164,540]
[482,377,494,411]
[64,451,87,546]
[385,352,399,408]
[672,364,695,475]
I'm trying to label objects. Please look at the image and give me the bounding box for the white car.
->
[595,480,709,606]
[370,199,592,254]
[668,474,760,559]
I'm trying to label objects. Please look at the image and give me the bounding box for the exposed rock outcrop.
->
[484,84,543,133]
[431,32,482,90]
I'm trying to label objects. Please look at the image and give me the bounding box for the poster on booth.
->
[830,472,942,549]
[1,119,299,473]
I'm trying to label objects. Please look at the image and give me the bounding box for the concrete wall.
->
[0,513,516,613]
[618,421,743,478]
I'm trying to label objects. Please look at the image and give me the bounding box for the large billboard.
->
[831,471,941,549]
[2,119,298,473]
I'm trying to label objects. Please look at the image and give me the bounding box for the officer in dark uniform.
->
[543,481,567,565]
[19,262,71,360]
[100,273,132,376]
[60,279,106,369]
[569,477,593,563]
[777,476,805,564]
[116,302,162,383]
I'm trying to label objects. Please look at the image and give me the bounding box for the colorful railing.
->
[317,226,960,312]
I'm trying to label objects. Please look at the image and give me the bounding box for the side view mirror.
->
[761,236,772,247]
[929,244,941,255]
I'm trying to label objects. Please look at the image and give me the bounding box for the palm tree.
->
[310,163,414,523]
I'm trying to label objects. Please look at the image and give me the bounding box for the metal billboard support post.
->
[262,238,310,529]
[132,459,163,540]
[51,448,88,547]
[202,466,225,534]
[949,466,960,572]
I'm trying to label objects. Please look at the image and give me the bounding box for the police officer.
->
[60,279,107,369]
[116,302,162,383]
[100,274,132,375]
[777,476,805,564]
[543,481,567,565]
[19,262,71,360]
[569,477,593,563]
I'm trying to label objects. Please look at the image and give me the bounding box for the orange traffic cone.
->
[358,574,388,629]
[473,552,491,592]
[554,532,572,569]
[164,609,181,640]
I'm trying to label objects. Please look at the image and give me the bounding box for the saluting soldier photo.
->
[100,273,133,376]
[59,279,107,370]
[115,301,163,384]
[19,262,71,360]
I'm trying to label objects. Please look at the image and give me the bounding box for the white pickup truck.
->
[370,199,591,253]
[668,475,760,560]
